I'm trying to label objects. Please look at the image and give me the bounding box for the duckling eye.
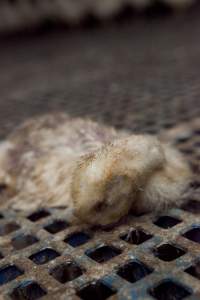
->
[0,183,7,193]
[93,201,108,212]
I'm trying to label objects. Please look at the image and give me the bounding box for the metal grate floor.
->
[0,116,199,300]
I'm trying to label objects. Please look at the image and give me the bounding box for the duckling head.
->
[71,135,165,226]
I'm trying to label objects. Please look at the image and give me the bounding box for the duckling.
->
[0,113,191,225]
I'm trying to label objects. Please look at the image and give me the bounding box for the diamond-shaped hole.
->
[0,252,3,259]
[44,220,68,234]
[120,229,153,245]
[149,279,191,300]
[182,227,200,244]
[182,200,200,214]
[28,209,50,222]
[185,261,200,280]
[10,280,47,300]
[0,222,20,236]
[0,213,3,219]
[64,232,91,247]
[117,260,153,283]
[12,234,39,250]
[153,244,186,262]
[50,262,83,283]
[154,216,181,229]
[29,248,60,265]
[77,281,116,300]
[0,265,23,286]
[86,245,121,263]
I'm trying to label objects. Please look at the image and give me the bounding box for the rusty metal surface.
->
[0,8,200,300]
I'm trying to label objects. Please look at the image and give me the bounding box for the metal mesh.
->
[0,111,199,300]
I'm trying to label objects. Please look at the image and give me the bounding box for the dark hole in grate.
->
[149,279,191,300]
[0,252,4,259]
[77,281,116,300]
[153,244,186,262]
[12,234,39,250]
[162,122,174,129]
[50,262,83,283]
[0,222,20,236]
[0,265,23,286]
[0,213,3,219]
[86,245,121,263]
[44,219,68,234]
[182,227,200,244]
[190,162,199,174]
[154,216,181,229]
[194,141,200,148]
[29,248,60,265]
[120,229,153,245]
[10,280,47,300]
[182,200,200,214]
[175,137,190,144]
[64,232,91,247]
[185,261,200,280]
[28,209,50,222]
[194,129,200,135]
[117,260,153,283]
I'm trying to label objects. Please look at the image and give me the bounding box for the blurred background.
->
[0,0,200,139]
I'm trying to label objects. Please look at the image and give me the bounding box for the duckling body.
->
[0,113,126,209]
[0,113,191,225]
